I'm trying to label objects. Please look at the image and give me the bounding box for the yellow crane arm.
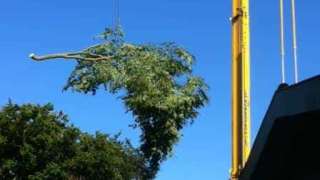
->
[231,0,251,179]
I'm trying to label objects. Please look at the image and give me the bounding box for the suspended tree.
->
[30,27,208,179]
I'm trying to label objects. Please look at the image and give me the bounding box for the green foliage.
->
[62,27,209,178]
[0,102,146,179]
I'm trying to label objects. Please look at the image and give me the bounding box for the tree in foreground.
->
[30,27,208,178]
[0,102,147,179]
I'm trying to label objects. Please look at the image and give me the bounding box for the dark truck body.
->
[240,75,320,180]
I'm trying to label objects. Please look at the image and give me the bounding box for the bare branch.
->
[29,42,119,62]
[29,52,112,62]
[83,43,106,51]
[30,52,82,61]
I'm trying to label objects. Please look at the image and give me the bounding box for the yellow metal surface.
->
[241,0,251,164]
[231,0,251,179]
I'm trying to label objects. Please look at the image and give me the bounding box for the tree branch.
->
[29,52,112,62]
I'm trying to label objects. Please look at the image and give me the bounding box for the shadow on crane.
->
[240,75,320,180]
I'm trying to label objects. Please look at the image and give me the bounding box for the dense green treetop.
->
[0,102,146,179]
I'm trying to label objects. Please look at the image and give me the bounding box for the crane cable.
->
[280,0,286,84]
[113,0,120,29]
[279,0,299,84]
[112,0,121,44]
[291,0,299,83]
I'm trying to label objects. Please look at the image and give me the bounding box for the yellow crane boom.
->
[231,0,251,179]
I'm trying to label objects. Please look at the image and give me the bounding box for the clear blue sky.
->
[1,0,319,179]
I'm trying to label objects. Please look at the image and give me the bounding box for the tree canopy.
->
[0,102,147,179]
[30,27,209,179]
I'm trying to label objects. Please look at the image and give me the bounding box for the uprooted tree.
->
[30,27,208,179]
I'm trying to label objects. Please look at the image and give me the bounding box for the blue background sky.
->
[1,0,319,179]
